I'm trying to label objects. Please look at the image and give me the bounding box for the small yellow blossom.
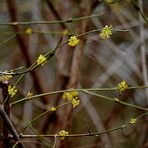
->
[0,75,12,82]
[51,107,56,111]
[62,90,80,108]
[62,92,73,101]
[129,118,137,124]
[68,36,79,46]
[25,28,32,35]
[62,90,78,101]
[70,90,78,97]
[8,85,17,97]
[100,25,112,39]
[26,91,33,99]
[37,54,47,66]
[117,80,128,93]
[58,130,68,140]
[71,97,80,108]
[63,29,69,35]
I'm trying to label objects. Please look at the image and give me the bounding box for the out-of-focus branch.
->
[0,13,103,26]
[131,0,148,23]
[138,0,148,104]
[45,0,66,29]
[1,81,11,148]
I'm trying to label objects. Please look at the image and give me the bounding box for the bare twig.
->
[0,104,24,148]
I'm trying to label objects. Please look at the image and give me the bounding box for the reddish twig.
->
[1,81,11,148]
[0,81,24,148]
[46,0,67,29]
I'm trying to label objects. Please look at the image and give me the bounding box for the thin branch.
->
[0,34,16,46]
[19,125,128,138]
[45,0,66,29]
[84,118,92,135]
[0,13,103,26]
[22,102,71,132]
[14,111,147,139]
[83,90,148,111]
[11,86,148,107]
[131,0,148,23]
[0,104,24,148]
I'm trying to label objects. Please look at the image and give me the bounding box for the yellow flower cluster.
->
[100,25,112,39]
[25,28,32,35]
[117,80,128,93]
[129,118,137,124]
[68,36,79,46]
[0,74,12,82]
[71,98,80,108]
[62,90,78,101]
[37,54,47,66]
[58,130,68,140]
[62,90,80,108]
[51,107,56,111]
[8,85,17,97]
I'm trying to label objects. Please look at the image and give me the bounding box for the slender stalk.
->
[131,0,148,23]
[0,13,103,26]
[20,125,128,138]
[16,111,147,139]
[83,90,148,111]
[11,86,148,106]
[0,34,16,46]
[22,102,71,132]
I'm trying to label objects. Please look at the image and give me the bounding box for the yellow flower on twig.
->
[0,75,12,82]
[37,54,47,66]
[117,80,128,94]
[71,97,80,108]
[129,118,137,124]
[8,85,17,97]
[58,130,68,140]
[25,28,32,35]
[62,89,80,108]
[68,36,79,46]
[51,107,56,111]
[100,25,112,39]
